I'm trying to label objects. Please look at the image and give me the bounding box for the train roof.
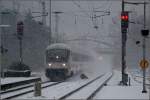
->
[46,43,71,50]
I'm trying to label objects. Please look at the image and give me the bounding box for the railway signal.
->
[121,11,129,28]
[16,21,24,63]
[120,0,149,87]
[121,11,129,34]
[17,21,24,39]
[120,11,129,86]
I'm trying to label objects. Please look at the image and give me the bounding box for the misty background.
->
[0,0,150,76]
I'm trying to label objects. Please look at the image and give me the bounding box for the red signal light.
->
[121,16,125,20]
[121,15,128,20]
[121,11,129,29]
[121,11,129,21]
[125,15,128,20]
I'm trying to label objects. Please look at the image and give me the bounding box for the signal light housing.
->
[121,11,129,29]
[17,21,24,39]
[141,29,149,37]
[121,15,128,21]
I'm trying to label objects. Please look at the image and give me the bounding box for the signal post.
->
[120,0,129,85]
[17,21,24,63]
[121,0,149,92]
[140,1,149,93]
[140,29,149,93]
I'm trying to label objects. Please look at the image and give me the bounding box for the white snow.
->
[1,77,40,85]
[94,70,150,99]
[6,70,150,100]
[66,72,112,99]
[15,80,92,99]
[94,85,149,99]
[31,72,49,82]
[129,69,150,85]
[1,82,56,99]
[2,83,34,92]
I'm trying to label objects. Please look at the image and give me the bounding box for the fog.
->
[0,0,150,77]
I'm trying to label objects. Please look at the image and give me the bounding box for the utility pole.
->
[32,1,48,25]
[49,0,51,44]
[0,12,10,78]
[53,11,63,43]
[141,2,148,93]
[42,1,46,26]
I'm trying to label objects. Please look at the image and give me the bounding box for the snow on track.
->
[1,82,57,99]
[14,80,91,99]
[65,72,112,99]
[1,77,40,85]
[14,72,112,100]
[1,83,34,94]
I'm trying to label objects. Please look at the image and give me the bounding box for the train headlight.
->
[62,63,66,67]
[48,63,52,66]
[98,56,103,61]
[56,56,59,59]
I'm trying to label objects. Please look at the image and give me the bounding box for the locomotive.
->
[45,43,78,81]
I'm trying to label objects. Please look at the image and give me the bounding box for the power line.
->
[93,0,111,10]
[72,0,91,17]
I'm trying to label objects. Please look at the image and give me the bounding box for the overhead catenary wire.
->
[72,0,91,18]
[93,0,111,10]
[71,0,100,33]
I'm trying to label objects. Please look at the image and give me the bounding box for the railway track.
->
[1,80,63,99]
[12,72,113,100]
[61,72,113,100]
[1,80,53,94]
[1,77,41,91]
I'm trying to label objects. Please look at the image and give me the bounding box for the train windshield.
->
[46,49,70,63]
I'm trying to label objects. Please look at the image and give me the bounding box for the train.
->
[45,43,79,81]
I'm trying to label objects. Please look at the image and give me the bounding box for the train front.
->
[45,45,71,81]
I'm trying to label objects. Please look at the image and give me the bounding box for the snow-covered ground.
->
[1,77,40,85]
[1,82,56,99]
[14,72,111,99]
[66,72,112,99]
[31,72,49,82]
[1,70,149,99]
[14,79,93,99]
[94,70,150,99]
[129,69,150,85]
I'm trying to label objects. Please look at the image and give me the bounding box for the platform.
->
[93,70,150,99]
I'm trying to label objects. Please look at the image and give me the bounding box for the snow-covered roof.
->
[46,43,71,50]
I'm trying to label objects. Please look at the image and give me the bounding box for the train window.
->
[46,49,70,62]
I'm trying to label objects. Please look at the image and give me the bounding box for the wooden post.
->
[34,81,42,97]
